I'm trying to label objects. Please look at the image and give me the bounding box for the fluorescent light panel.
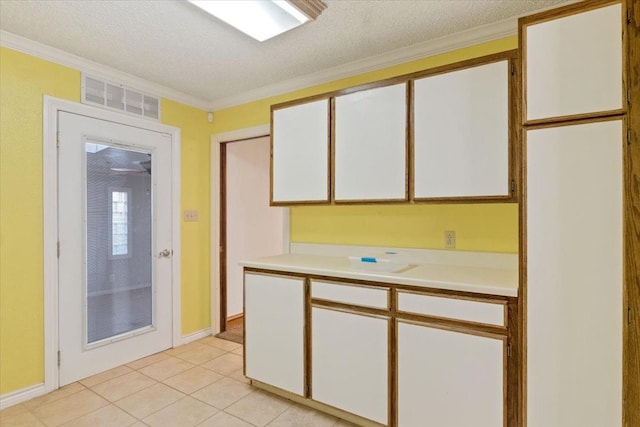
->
[189,0,310,41]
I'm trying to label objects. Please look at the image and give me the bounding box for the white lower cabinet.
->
[312,307,389,425]
[244,273,305,395]
[397,322,504,427]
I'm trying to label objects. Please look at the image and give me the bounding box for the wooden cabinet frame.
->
[519,1,639,426]
[243,267,520,427]
[270,50,519,206]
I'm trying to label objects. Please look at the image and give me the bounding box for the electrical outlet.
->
[184,210,199,222]
[444,230,456,249]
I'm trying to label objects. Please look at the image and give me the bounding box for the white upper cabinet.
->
[524,3,623,121]
[271,99,330,204]
[413,60,510,199]
[334,83,408,202]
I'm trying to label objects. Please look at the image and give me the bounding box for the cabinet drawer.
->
[311,280,389,309]
[398,292,505,326]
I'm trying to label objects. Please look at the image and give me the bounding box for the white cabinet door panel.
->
[398,322,503,427]
[312,307,388,424]
[334,83,407,201]
[525,4,622,120]
[311,280,389,309]
[245,273,305,395]
[398,292,505,327]
[526,120,623,427]
[414,60,509,198]
[272,100,329,202]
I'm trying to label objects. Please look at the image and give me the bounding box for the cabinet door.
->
[526,120,623,427]
[245,272,305,395]
[413,60,509,199]
[312,307,388,424]
[271,99,330,203]
[524,3,622,121]
[398,322,504,427]
[334,83,407,202]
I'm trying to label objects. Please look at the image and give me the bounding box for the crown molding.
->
[0,30,211,111]
[209,15,518,110]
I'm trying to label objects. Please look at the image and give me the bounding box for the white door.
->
[58,111,174,386]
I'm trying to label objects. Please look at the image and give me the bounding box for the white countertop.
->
[240,253,518,297]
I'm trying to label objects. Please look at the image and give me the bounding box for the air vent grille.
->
[82,74,161,121]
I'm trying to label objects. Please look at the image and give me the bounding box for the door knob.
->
[159,249,172,258]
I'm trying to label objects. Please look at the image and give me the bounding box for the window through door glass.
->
[85,141,153,344]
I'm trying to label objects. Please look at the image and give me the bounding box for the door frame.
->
[43,96,182,393]
[211,125,290,334]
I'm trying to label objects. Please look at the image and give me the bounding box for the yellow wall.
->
[212,36,520,253]
[0,47,213,395]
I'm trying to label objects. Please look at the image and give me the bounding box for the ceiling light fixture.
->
[188,0,326,42]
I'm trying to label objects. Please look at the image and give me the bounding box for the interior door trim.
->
[42,96,182,393]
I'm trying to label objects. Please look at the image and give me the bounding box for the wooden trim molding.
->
[289,0,327,20]
[624,2,640,425]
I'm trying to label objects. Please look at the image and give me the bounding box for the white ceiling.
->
[0,0,569,110]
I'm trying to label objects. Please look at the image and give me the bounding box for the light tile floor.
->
[0,337,356,427]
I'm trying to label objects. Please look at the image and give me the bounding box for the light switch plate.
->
[184,210,199,222]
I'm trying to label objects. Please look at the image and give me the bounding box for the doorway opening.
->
[217,135,285,343]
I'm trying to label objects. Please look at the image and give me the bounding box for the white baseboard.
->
[179,328,212,346]
[0,383,45,410]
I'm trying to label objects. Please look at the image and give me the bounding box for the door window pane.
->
[86,142,153,344]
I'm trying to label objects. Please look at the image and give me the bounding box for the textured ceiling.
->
[0,0,568,107]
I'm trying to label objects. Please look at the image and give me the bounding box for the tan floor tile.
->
[79,365,133,388]
[200,337,242,352]
[201,353,243,376]
[162,367,223,395]
[191,378,253,410]
[142,397,217,427]
[31,389,109,427]
[0,403,29,418]
[197,411,253,427]
[163,342,207,357]
[58,405,136,427]
[174,346,227,365]
[115,383,184,419]
[266,404,338,427]
[91,371,156,402]
[23,383,86,410]
[126,353,170,370]
[0,410,45,427]
[225,390,292,427]
[139,357,195,381]
[228,369,250,384]
[129,422,149,427]
[231,347,243,356]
